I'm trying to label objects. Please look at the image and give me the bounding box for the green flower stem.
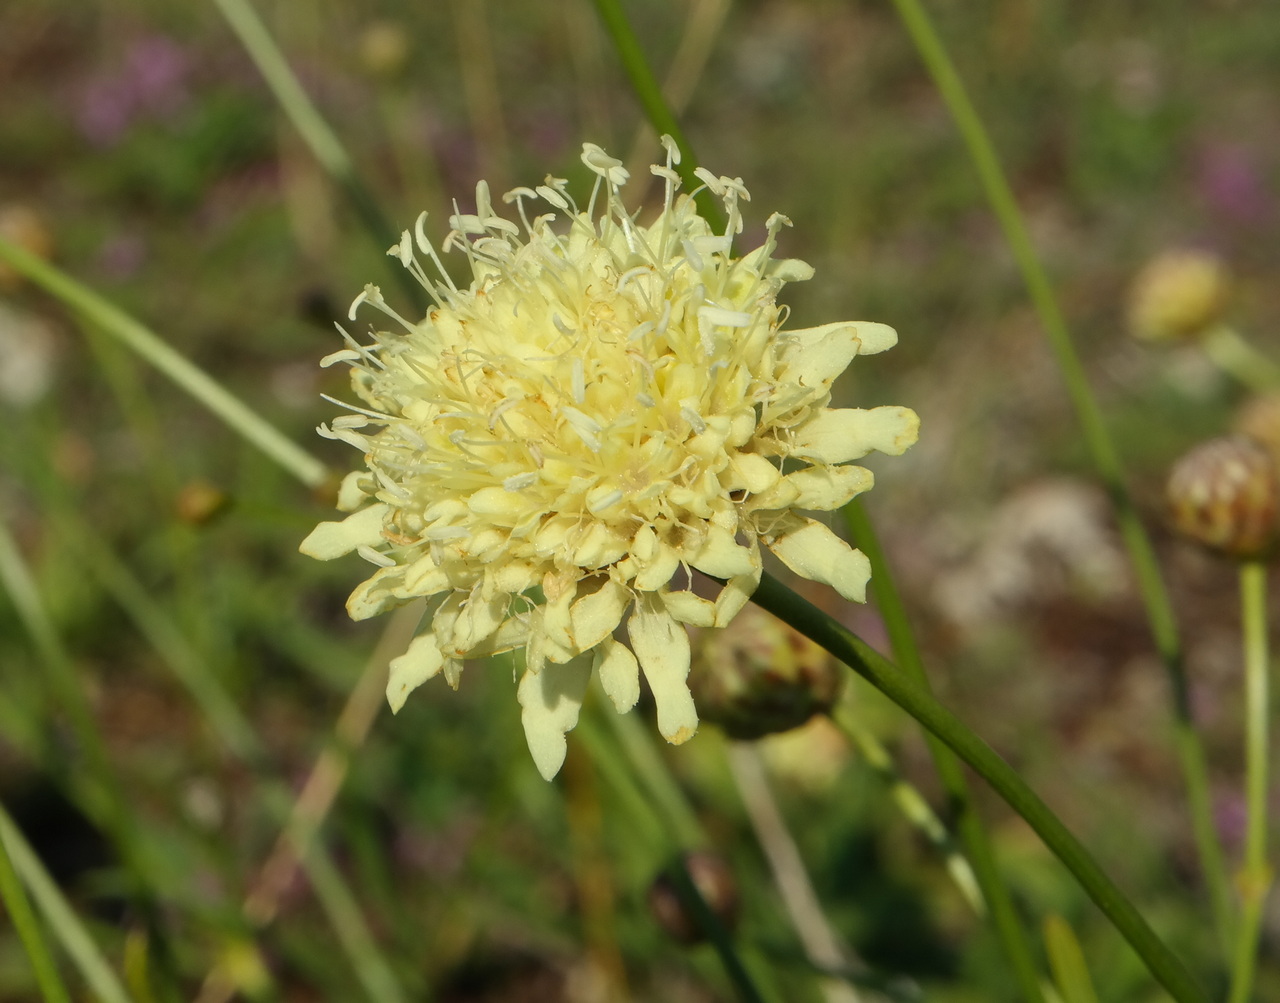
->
[588,0,728,233]
[829,706,982,915]
[1227,562,1272,1003]
[209,0,426,311]
[750,572,1209,1003]
[1202,325,1280,393]
[0,811,73,1003]
[0,238,328,491]
[845,499,1044,996]
[0,804,134,1003]
[886,0,1232,955]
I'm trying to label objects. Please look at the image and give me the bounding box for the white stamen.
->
[357,545,396,568]
[587,489,624,513]
[536,184,569,210]
[504,472,539,491]
[680,239,704,272]
[659,134,682,166]
[693,167,723,195]
[580,143,630,186]
[393,230,413,265]
[425,525,470,541]
[680,406,707,434]
[699,305,754,328]
[347,287,372,320]
[320,349,361,368]
[561,406,602,451]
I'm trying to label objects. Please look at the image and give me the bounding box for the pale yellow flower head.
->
[301,139,919,779]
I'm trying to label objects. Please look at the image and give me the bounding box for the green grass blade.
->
[750,573,1209,1003]
[1227,563,1271,1003]
[0,238,328,490]
[0,809,74,1003]
[46,505,406,1003]
[845,499,1045,999]
[0,518,182,999]
[588,0,727,232]
[1043,915,1100,1003]
[0,804,134,1003]
[209,0,425,311]
[886,0,1232,957]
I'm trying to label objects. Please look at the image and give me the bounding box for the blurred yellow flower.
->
[302,139,918,778]
[1128,248,1229,343]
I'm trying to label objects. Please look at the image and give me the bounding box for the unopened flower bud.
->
[357,21,410,79]
[0,204,54,291]
[1129,249,1230,343]
[175,479,230,525]
[647,852,740,945]
[689,604,842,740]
[1234,394,1280,467]
[1167,436,1279,560]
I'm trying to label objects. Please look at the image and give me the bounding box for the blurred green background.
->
[2,0,1279,1000]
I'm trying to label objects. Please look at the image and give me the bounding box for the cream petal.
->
[468,485,528,518]
[386,632,444,713]
[633,544,681,591]
[725,452,781,495]
[779,322,860,395]
[299,503,389,560]
[570,578,631,650]
[345,566,409,621]
[395,553,450,598]
[523,610,548,675]
[452,590,510,653]
[688,524,755,579]
[517,658,594,780]
[594,636,640,712]
[768,517,871,603]
[429,592,467,656]
[660,589,717,627]
[685,415,732,461]
[728,408,757,448]
[335,470,372,512]
[627,595,698,745]
[743,477,801,512]
[760,465,874,512]
[852,321,898,355]
[789,406,919,464]
[713,569,760,627]
[631,524,659,563]
[768,258,815,283]
[542,578,579,650]
[466,615,531,656]
[572,522,629,569]
[484,559,540,598]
